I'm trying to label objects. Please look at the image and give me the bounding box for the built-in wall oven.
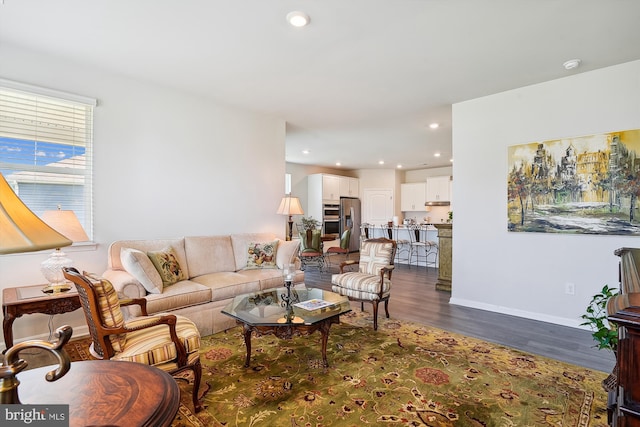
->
[323,203,340,235]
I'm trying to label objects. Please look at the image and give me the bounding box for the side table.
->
[2,284,81,352]
[17,360,180,427]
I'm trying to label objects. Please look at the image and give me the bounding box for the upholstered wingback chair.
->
[330,237,396,330]
[62,267,206,412]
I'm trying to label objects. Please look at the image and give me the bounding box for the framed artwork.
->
[507,129,640,235]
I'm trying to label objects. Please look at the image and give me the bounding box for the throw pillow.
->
[275,239,300,269]
[147,246,187,287]
[245,240,279,269]
[120,247,164,294]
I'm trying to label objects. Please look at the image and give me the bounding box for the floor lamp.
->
[277,194,304,241]
[0,172,73,403]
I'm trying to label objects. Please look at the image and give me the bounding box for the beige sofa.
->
[102,233,304,335]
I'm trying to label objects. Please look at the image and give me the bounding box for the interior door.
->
[363,189,394,226]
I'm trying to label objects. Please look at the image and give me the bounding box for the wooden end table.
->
[17,360,180,427]
[2,284,82,352]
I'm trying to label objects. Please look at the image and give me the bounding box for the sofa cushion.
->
[107,239,188,276]
[143,280,212,314]
[275,239,300,269]
[245,240,278,269]
[235,268,289,290]
[230,233,277,271]
[184,235,236,277]
[191,272,261,302]
[148,246,188,287]
[120,247,163,294]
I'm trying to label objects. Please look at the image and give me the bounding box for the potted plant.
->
[299,216,321,248]
[580,284,619,391]
[300,216,321,231]
[580,284,619,352]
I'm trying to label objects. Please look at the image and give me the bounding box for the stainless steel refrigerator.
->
[339,197,361,252]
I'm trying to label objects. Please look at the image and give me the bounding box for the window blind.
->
[0,80,95,239]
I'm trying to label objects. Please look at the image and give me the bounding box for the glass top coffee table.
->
[222,285,351,367]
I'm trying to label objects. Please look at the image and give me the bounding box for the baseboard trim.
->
[448,297,585,329]
[2,324,90,350]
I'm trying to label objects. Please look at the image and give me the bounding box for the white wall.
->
[0,44,286,343]
[452,60,640,328]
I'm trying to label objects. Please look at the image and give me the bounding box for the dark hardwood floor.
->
[313,255,616,373]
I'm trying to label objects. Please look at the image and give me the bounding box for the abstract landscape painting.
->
[508,129,640,235]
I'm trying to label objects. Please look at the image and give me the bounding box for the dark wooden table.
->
[3,284,82,351]
[18,360,180,427]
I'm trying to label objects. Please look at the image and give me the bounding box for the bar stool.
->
[392,225,410,263]
[408,224,438,268]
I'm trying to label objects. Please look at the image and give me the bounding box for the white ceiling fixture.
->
[434,153,441,157]
[563,59,582,70]
[286,11,310,27]
[429,123,439,129]
[378,160,385,165]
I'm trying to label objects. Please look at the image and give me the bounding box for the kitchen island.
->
[362,224,438,267]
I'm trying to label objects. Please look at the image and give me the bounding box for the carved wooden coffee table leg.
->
[243,324,253,367]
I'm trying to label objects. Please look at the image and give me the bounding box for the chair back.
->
[62,267,126,358]
[409,224,426,243]
[299,228,322,253]
[339,228,352,250]
[358,237,397,276]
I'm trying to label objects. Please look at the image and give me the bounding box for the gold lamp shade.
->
[0,173,72,255]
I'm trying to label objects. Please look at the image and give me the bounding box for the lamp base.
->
[42,284,72,294]
[41,248,74,292]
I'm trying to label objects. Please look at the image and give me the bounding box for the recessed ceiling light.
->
[449,158,453,162]
[434,153,441,157]
[302,150,310,154]
[287,11,310,27]
[429,123,439,129]
[563,59,581,70]
[336,162,341,166]
[378,160,384,165]
[397,164,403,169]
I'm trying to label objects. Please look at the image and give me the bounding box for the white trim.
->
[448,296,587,329]
[0,77,97,107]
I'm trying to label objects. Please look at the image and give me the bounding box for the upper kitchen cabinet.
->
[401,182,426,211]
[339,177,359,198]
[426,176,451,205]
[309,174,359,205]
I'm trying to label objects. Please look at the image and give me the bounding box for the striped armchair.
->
[62,267,206,412]
[331,237,397,330]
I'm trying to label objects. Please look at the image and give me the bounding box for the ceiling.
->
[1,1,640,171]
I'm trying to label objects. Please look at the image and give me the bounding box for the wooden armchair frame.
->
[62,267,205,412]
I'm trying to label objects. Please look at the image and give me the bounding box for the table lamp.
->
[0,173,72,255]
[0,172,73,403]
[277,194,304,241]
[40,207,89,293]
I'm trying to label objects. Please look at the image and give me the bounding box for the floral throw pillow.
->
[147,246,187,286]
[245,240,279,269]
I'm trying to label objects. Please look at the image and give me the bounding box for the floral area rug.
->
[66,310,609,426]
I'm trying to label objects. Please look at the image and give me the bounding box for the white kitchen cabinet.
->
[426,176,451,202]
[401,182,426,211]
[321,175,340,202]
[339,177,359,198]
